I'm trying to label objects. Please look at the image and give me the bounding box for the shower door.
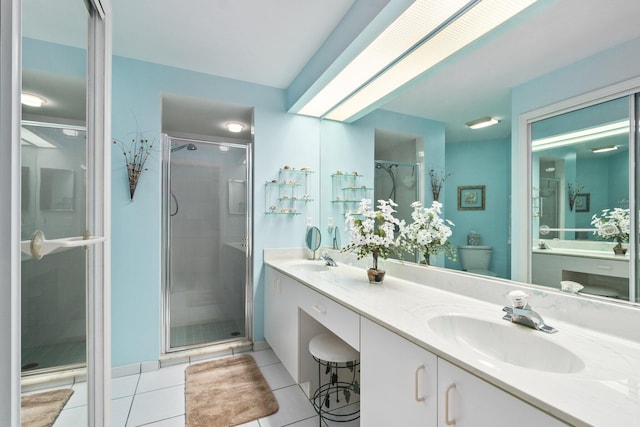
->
[163,136,251,351]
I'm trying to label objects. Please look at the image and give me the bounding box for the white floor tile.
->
[112,374,140,399]
[260,362,295,390]
[258,385,317,427]
[135,363,187,394]
[111,396,133,427]
[137,414,185,426]
[65,382,87,409]
[53,404,87,427]
[251,349,280,367]
[126,385,185,427]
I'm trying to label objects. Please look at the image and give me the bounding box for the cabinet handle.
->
[445,383,456,425]
[414,365,426,402]
[312,305,326,314]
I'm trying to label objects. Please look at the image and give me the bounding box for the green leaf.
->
[353,380,360,394]
[344,389,351,403]
[347,361,354,372]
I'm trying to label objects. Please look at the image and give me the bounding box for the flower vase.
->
[367,268,386,284]
[613,240,627,255]
[367,251,385,284]
[423,251,431,266]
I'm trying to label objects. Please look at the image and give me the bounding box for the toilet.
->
[459,245,497,276]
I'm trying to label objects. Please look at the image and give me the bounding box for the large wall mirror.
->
[317,3,640,310]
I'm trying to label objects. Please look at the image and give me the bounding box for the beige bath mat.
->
[185,354,279,427]
[21,388,73,427]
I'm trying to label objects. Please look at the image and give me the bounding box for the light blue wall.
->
[444,137,511,278]
[111,56,321,367]
[511,36,640,279]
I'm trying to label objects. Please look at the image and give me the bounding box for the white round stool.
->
[309,332,360,425]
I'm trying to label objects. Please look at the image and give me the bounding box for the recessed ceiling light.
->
[21,93,47,107]
[591,145,618,153]
[466,117,500,129]
[225,122,245,133]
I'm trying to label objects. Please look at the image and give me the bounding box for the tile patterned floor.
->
[49,349,360,427]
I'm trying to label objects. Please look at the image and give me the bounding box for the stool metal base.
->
[311,356,360,425]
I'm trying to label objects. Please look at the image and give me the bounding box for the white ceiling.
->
[111,0,356,89]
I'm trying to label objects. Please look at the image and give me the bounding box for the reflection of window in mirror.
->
[530,96,631,302]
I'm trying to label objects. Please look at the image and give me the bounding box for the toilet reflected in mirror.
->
[459,245,496,277]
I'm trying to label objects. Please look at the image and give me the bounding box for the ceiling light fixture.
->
[225,122,245,133]
[531,120,628,152]
[62,129,79,137]
[219,145,230,152]
[21,93,47,108]
[466,116,500,129]
[591,145,619,153]
[297,0,538,122]
[21,127,56,148]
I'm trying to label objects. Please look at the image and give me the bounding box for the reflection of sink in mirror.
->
[428,314,584,374]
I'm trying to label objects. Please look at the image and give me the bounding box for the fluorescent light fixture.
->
[466,116,500,129]
[225,122,245,133]
[21,93,47,107]
[62,128,79,137]
[21,127,56,148]
[591,145,618,153]
[320,0,538,121]
[219,145,230,152]
[297,0,471,117]
[532,120,629,152]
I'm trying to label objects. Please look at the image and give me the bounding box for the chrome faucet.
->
[321,251,337,266]
[502,290,557,334]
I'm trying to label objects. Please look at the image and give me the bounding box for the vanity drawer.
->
[298,285,360,351]
[562,256,629,278]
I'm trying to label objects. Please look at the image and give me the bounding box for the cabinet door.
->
[264,267,300,380]
[360,318,437,427]
[438,359,567,427]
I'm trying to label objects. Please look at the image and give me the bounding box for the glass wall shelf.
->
[264,167,314,215]
[331,172,372,214]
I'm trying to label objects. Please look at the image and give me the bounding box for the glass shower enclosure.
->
[162,136,252,351]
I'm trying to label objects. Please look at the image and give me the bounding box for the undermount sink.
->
[428,314,585,373]
[287,261,330,273]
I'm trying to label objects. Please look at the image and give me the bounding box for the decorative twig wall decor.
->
[113,129,154,200]
[567,182,584,211]
[429,168,451,201]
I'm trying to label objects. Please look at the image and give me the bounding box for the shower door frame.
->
[161,135,253,354]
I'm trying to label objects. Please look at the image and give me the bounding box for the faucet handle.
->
[508,290,529,308]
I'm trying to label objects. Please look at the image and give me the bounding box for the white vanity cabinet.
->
[264,267,303,381]
[360,317,438,427]
[437,359,567,427]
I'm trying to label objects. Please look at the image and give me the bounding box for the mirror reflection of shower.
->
[169,143,198,216]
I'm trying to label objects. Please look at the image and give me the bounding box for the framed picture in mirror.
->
[458,185,485,210]
[575,193,590,212]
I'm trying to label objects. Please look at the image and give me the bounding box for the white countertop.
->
[264,249,640,427]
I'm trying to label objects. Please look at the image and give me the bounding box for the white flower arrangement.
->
[342,199,403,271]
[402,200,456,264]
[591,208,630,243]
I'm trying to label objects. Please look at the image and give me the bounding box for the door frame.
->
[161,135,253,354]
[0,0,112,425]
